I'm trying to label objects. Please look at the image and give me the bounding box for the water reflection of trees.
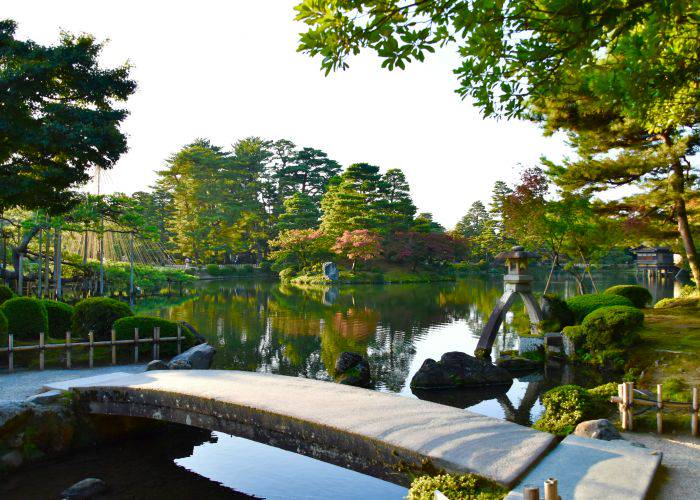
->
[144,278,535,391]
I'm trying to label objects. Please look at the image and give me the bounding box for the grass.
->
[628,305,700,388]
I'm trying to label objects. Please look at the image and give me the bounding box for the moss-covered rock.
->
[604,285,653,308]
[0,297,48,341]
[654,296,699,309]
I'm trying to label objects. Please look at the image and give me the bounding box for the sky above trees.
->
[4,0,572,228]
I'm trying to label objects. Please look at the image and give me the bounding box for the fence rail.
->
[611,382,699,436]
[1,325,183,373]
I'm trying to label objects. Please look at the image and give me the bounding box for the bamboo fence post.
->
[39,332,45,370]
[152,327,157,360]
[134,328,139,363]
[620,384,628,431]
[523,485,539,500]
[656,384,663,434]
[156,326,161,359]
[66,331,72,369]
[176,324,182,354]
[8,334,13,373]
[626,382,634,431]
[88,331,94,368]
[692,387,698,437]
[111,328,117,365]
[543,478,558,500]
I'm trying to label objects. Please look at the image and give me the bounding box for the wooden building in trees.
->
[631,246,678,277]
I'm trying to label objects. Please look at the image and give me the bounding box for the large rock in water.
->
[495,355,541,372]
[168,343,216,370]
[334,352,371,388]
[323,262,339,281]
[61,478,108,499]
[410,352,512,389]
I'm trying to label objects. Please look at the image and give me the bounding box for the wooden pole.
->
[656,384,663,434]
[55,229,62,299]
[8,334,13,373]
[692,387,698,437]
[155,326,160,359]
[37,228,43,298]
[177,323,182,354]
[39,331,45,370]
[66,331,71,369]
[620,384,628,431]
[44,226,50,296]
[544,478,558,500]
[523,486,539,500]
[111,328,117,365]
[17,253,23,295]
[626,382,634,431]
[134,328,139,363]
[89,331,94,368]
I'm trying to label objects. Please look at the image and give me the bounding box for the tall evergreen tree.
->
[276,193,321,231]
[377,169,416,232]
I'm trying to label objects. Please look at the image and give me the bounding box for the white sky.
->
[6,0,572,229]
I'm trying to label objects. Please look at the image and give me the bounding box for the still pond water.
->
[6,272,674,500]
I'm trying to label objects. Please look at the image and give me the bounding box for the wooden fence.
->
[611,382,699,436]
[0,325,184,373]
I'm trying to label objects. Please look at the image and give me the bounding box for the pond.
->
[5,271,674,499]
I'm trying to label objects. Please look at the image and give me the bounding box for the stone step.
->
[505,435,662,500]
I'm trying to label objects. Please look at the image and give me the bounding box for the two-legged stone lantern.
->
[475,246,543,358]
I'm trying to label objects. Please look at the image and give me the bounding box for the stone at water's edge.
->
[61,478,108,499]
[496,355,541,373]
[334,352,372,388]
[167,343,216,370]
[411,351,513,389]
[146,360,170,371]
[574,419,622,441]
[323,262,339,281]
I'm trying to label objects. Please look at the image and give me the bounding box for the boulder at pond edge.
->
[410,351,512,389]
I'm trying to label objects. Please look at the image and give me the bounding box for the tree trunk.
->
[671,162,700,291]
[542,253,558,296]
[2,224,41,281]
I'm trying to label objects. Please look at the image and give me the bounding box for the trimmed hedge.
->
[0,310,7,346]
[533,385,593,435]
[407,473,505,500]
[0,285,14,305]
[581,305,644,351]
[113,316,195,357]
[71,297,133,341]
[566,293,634,323]
[604,285,652,308]
[539,293,575,332]
[0,297,48,341]
[41,300,74,339]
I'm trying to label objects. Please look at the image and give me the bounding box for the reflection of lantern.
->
[476,246,542,358]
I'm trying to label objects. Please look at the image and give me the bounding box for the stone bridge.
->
[64,370,556,488]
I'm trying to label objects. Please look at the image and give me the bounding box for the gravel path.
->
[0,365,147,402]
[624,431,700,499]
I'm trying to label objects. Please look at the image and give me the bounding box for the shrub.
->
[533,385,593,435]
[205,264,221,276]
[581,305,644,351]
[0,297,48,341]
[562,325,586,351]
[278,268,296,281]
[0,285,14,305]
[604,285,652,308]
[566,293,634,323]
[0,310,7,346]
[407,474,505,500]
[71,297,133,341]
[41,300,74,339]
[539,293,575,331]
[654,296,699,309]
[113,316,195,357]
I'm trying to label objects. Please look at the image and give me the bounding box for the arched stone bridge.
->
[67,370,555,487]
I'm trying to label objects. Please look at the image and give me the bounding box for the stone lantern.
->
[475,246,543,357]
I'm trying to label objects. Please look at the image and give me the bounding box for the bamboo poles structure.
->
[520,478,559,500]
[611,382,699,436]
[1,327,183,373]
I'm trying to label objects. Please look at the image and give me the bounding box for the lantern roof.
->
[495,246,539,261]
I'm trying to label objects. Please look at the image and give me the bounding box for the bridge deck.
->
[65,370,556,487]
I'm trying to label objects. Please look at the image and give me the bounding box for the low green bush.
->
[604,285,653,308]
[533,384,593,436]
[566,293,634,323]
[654,296,699,309]
[562,325,586,352]
[0,310,7,346]
[407,473,505,500]
[71,297,133,341]
[0,297,48,341]
[539,293,575,331]
[113,316,195,357]
[581,305,644,351]
[0,285,14,305]
[41,300,74,338]
[278,268,296,281]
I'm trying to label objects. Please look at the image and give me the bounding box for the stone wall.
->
[518,336,544,354]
